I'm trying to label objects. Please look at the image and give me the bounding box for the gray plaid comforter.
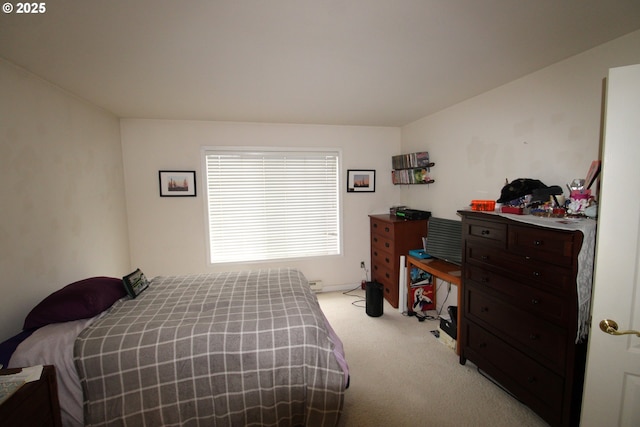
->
[74,268,346,426]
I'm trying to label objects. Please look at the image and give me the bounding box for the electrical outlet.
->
[360,261,365,269]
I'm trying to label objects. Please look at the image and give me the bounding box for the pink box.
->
[570,189,591,200]
[501,206,524,214]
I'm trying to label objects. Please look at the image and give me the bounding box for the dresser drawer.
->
[508,225,577,268]
[465,287,567,372]
[466,242,574,294]
[371,218,395,239]
[372,246,394,270]
[464,218,507,248]
[507,256,574,295]
[465,264,568,325]
[371,234,394,254]
[372,263,397,300]
[464,322,563,415]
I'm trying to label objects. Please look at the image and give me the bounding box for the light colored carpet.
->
[317,289,550,427]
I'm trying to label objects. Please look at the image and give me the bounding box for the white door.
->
[581,64,640,426]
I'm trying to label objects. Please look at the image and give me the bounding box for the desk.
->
[406,256,462,354]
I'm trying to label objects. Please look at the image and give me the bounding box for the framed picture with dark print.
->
[159,171,197,197]
[347,169,375,193]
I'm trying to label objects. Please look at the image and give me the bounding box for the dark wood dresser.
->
[369,214,428,308]
[0,365,62,427]
[458,210,591,427]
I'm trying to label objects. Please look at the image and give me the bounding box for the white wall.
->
[401,30,640,309]
[120,119,400,288]
[401,30,640,219]
[0,59,131,341]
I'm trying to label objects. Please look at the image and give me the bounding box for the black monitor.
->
[425,217,462,266]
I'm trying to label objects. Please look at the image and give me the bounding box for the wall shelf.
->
[391,151,435,185]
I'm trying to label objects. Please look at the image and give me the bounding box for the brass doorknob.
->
[599,319,640,337]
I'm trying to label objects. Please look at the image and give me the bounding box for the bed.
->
[3,268,348,426]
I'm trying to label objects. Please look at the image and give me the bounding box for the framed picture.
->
[159,170,197,197]
[347,169,375,193]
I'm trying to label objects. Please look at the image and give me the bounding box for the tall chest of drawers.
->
[369,214,427,308]
[458,211,590,427]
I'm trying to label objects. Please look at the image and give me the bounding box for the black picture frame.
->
[159,170,197,197]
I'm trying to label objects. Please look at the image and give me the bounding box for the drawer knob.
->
[385,242,390,248]
[385,227,390,232]
[532,271,541,277]
[385,273,390,279]
[481,255,488,260]
[531,299,539,305]
[480,306,489,313]
[385,257,390,263]
[373,223,378,228]
[481,229,491,235]
[479,342,487,349]
[374,237,378,243]
[480,277,489,283]
[527,376,537,384]
[529,333,539,340]
[374,251,378,257]
[534,240,542,246]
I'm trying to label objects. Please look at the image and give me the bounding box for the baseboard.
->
[318,283,362,293]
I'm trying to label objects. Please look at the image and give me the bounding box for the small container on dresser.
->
[369,214,428,308]
[0,365,62,427]
[458,210,591,427]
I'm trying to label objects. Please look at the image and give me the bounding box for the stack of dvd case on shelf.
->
[391,151,435,184]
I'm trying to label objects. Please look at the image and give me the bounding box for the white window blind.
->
[204,149,340,263]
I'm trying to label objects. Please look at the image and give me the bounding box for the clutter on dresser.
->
[494,162,600,219]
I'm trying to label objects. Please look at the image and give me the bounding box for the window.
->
[204,148,341,264]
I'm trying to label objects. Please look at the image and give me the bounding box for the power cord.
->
[342,262,370,308]
[436,282,451,318]
[343,284,365,308]
[409,311,438,321]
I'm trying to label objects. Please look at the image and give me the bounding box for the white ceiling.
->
[2,0,639,127]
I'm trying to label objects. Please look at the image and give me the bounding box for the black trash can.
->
[365,281,383,317]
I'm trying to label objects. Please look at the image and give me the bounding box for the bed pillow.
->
[122,268,150,298]
[23,276,126,330]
